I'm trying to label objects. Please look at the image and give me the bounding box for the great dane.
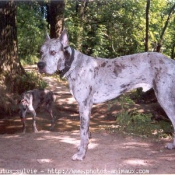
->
[19,89,55,133]
[37,29,175,160]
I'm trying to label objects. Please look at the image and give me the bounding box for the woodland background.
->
[0,0,175,116]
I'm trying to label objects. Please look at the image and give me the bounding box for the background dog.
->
[19,89,55,133]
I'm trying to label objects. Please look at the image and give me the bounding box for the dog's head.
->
[37,29,71,75]
[19,93,31,112]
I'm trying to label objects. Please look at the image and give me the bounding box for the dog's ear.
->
[60,28,69,48]
[46,33,50,40]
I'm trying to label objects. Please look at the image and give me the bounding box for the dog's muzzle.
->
[37,62,46,71]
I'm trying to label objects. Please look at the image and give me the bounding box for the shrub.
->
[5,71,47,94]
[108,94,173,138]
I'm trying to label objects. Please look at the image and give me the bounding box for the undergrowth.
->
[106,94,173,139]
[5,71,47,94]
[20,55,39,66]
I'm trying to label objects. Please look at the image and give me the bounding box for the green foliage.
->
[16,0,175,60]
[92,24,110,57]
[5,72,47,94]
[20,56,39,66]
[107,95,173,138]
[117,110,153,136]
[64,0,175,58]
[65,0,146,57]
[17,1,48,64]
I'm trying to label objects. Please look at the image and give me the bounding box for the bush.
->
[20,55,39,66]
[5,72,47,94]
[108,94,173,138]
[0,88,19,116]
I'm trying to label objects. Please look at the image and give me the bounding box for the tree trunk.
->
[171,43,175,59]
[145,0,150,52]
[48,0,65,38]
[0,0,24,75]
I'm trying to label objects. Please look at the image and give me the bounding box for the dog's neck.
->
[60,47,75,78]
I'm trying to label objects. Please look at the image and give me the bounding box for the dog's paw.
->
[50,124,55,131]
[165,143,175,149]
[34,129,39,133]
[22,129,26,134]
[72,152,85,161]
[77,145,81,151]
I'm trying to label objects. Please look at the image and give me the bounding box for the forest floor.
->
[0,66,175,174]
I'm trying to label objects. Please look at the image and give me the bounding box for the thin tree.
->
[145,0,150,52]
[156,3,175,52]
[76,0,88,51]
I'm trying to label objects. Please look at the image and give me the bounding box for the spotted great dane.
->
[38,29,175,160]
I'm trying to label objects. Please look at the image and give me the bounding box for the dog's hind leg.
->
[161,106,175,149]
[161,109,175,149]
[49,110,55,131]
[154,83,175,149]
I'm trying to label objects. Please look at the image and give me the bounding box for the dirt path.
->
[0,75,175,174]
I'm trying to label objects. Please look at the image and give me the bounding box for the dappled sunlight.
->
[124,159,148,166]
[59,135,79,145]
[160,155,175,161]
[6,125,21,129]
[37,159,53,163]
[0,116,23,134]
[58,97,76,105]
[2,134,22,139]
[52,134,98,149]
[33,131,99,149]
[123,141,150,148]
[66,97,76,104]
[89,139,99,149]
[42,76,69,94]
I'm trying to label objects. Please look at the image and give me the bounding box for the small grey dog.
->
[19,89,55,133]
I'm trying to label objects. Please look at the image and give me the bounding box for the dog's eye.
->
[50,50,56,56]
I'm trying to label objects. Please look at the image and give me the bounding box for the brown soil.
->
[0,70,175,174]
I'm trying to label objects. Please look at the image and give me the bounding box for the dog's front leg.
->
[49,110,55,131]
[28,104,38,132]
[30,110,38,133]
[72,101,92,161]
[20,110,27,133]
[46,104,55,131]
